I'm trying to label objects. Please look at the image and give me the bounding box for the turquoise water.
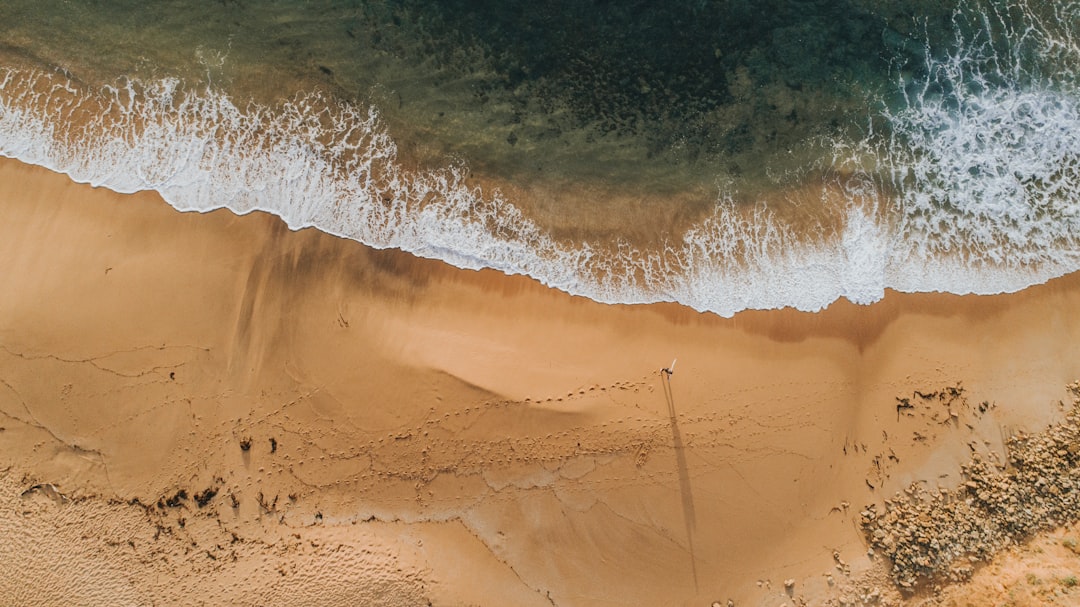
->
[1,0,1079,314]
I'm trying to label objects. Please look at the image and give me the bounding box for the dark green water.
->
[0,0,952,207]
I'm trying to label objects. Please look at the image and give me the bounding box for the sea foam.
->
[879,0,1080,293]
[1,1,1078,316]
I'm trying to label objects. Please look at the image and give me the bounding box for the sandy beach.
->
[3,156,1080,606]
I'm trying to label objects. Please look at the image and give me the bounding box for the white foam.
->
[868,0,1080,295]
[830,0,1080,298]
[1,0,1078,317]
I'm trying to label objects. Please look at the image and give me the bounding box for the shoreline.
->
[4,61,1074,319]
[3,156,1080,605]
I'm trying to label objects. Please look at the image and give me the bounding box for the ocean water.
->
[1,0,1078,315]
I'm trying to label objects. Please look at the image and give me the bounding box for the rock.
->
[860,386,1080,591]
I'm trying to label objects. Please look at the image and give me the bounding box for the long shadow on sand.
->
[661,371,698,588]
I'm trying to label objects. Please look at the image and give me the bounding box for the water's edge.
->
[2,1,1079,316]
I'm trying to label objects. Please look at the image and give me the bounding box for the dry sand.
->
[932,520,1080,607]
[2,156,1080,606]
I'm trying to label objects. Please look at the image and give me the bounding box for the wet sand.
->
[2,157,1080,606]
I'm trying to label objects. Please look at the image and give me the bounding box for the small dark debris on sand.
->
[161,489,188,508]
[194,487,218,508]
[257,491,278,514]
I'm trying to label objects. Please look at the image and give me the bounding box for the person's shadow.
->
[661,369,698,588]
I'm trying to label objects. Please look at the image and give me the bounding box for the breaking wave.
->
[1,0,1079,316]
[879,0,1080,292]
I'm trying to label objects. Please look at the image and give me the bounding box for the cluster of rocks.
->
[861,382,1080,592]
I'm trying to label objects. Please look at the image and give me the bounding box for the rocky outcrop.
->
[862,382,1080,592]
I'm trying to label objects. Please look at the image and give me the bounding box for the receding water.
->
[1,0,1079,314]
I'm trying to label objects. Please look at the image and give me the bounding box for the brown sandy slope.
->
[2,157,1080,606]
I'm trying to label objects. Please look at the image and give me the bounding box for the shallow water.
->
[1,0,1079,315]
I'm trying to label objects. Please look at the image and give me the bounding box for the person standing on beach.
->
[662,358,676,378]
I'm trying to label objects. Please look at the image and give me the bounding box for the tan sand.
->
[1,156,1080,606]
[932,521,1080,607]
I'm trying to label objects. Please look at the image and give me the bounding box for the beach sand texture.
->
[3,157,1080,605]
